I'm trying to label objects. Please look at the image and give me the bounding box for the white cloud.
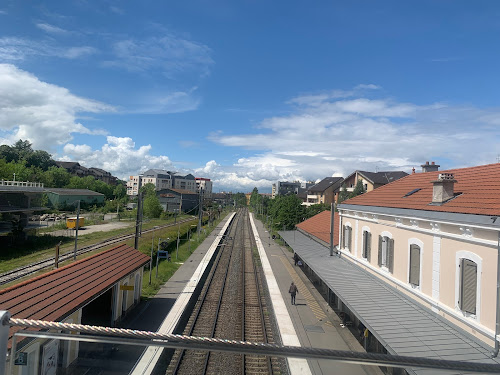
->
[36,23,69,35]
[103,35,214,78]
[0,37,97,61]
[209,85,500,191]
[63,136,173,180]
[0,64,113,150]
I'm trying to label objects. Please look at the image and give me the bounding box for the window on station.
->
[409,244,420,286]
[378,235,394,272]
[362,230,371,260]
[459,259,477,315]
[342,225,352,251]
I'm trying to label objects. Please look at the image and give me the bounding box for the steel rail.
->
[247,212,273,375]
[0,217,196,285]
[8,319,500,374]
[241,215,247,374]
[170,211,239,374]
[201,214,237,375]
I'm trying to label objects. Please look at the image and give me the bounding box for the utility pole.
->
[197,188,203,237]
[134,176,143,250]
[73,200,80,261]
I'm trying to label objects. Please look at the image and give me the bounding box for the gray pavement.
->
[252,217,384,375]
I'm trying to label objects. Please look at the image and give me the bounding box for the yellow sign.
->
[120,285,134,291]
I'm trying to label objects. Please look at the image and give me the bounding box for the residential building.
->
[272,181,314,198]
[88,167,118,185]
[337,162,500,348]
[343,170,408,193]
[55,161,118,185]
[157,188,199,214]
[304,177,344,206]
[195,177,213,198]
[126,170,197,196]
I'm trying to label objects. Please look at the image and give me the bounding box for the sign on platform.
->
[120,285,134,291]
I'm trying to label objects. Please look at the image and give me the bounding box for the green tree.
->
[25,150,55,170]
[305,203,330,219]
[43,166,71,187]
[113,184,127,199]
[141,183,163,218]
[249,187,262,212]
[337,185,350,204]
[233,192,247,207]
[350,179,366,198]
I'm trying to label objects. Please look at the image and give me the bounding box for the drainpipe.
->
[330,203,334,256]
[493,231,500,357]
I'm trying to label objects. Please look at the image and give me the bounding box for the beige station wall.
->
[340,211,499,345]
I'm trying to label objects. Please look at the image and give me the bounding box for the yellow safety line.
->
[278,255,332,326]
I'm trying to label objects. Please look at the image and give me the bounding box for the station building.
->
[0,244,150,375]
[281,163,500,374]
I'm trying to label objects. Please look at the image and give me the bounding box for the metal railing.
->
[0,180,44,188]
[2,313,500,374]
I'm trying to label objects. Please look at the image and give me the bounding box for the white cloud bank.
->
[63,137,172,178]
[206,87,500,191]
[0,64,112,150]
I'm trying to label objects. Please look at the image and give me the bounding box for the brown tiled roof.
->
[342,163,500,216]
[296,210,339,246]
[0,244,150,346]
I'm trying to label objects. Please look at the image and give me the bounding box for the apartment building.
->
[343,170,408,193]
[126,169,196,196]
[195,177,213,198]
[304,177,344,206]
[272,181,314,198]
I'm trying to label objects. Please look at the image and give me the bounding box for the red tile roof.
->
[296,210,339,246]
[342,163,500,216]
[0,244,150,346]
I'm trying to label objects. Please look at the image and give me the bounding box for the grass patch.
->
[140,211,231,299]
[0,215,196,274]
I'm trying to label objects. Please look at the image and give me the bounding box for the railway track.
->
[0,217,196,286]
[166,209,281,375]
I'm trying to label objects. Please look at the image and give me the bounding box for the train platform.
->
[121,211,382,375]
[250,214,384,375]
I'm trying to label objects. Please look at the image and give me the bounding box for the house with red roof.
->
[337,162,500,347]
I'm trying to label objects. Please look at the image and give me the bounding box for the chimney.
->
[432,173,457,204]
[421,161,440,173]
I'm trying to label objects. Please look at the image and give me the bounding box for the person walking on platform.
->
[289,282,298,305]
[293,252,299,266]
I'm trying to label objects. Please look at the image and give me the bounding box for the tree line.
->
[0,140,126,202]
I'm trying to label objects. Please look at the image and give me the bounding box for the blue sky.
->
[0,1,499,192]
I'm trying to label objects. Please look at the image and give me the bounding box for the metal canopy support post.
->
[0,310,10,375]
